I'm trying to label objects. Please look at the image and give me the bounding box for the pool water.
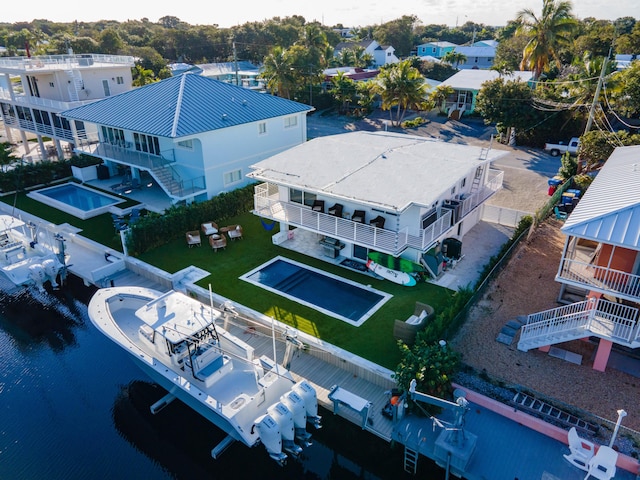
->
[241,257,391,326]
[27,183,124,220]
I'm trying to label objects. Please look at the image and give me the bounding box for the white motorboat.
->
[88,287,321,465]
[0,214,63,291]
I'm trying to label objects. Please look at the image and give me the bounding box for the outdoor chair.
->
[312,200,325,213]
[209,233,227,252]
[369,215,385,229]
[352,210,366,224]
[393,302,435,346]
[128,208,141,225]
[328,203,343,217]
[186,230,201,248]
[201,221,219,236]
[226,225,243,240]
[563,427,595,471]
[584,445,617,480]
[554,206,568,220]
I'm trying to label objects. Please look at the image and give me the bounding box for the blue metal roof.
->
[61,73,312,138]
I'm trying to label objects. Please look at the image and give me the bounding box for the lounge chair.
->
[186,230,201,248]
[352,210,366,224]
[209,233,227,252]
[393,302,435,345]
[201,221,219,236]
[312,200,325,213]
[369,215,385,229]
[328,203,343,217]
[554,206,568,220]
[584,445,617,480]
[563,427,595,471]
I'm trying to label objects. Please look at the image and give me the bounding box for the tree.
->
[132,64,156,86]
[0,143,18,172]
[516,0,578,79]
[261,46,296,99]
[376,60,429,127]
[99,28,124,54]
[356,81,377,115]
[429,85,454,114]
[610,60,640,118]
[329,71,357,114]
[557,151,577,178]
[393,341,460,397]
[441,50,467,68]
[373,15,418,58]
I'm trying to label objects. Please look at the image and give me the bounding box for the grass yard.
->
[138,212,455,370]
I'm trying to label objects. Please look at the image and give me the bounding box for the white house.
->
[0,53,135,159]
[333,40,399,67]
[452,46,496,70]
[61,74,313,205]
[248,131,506,271]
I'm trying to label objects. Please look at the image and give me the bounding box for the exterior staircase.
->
[65,70,84,102]
[517,298,640,352]
[511,392,599,434]
[150,165,183,197]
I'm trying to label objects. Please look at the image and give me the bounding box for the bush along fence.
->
[125,183,256,256]
[0,159,73,193]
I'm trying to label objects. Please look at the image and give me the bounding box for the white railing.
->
[459,169,504,218]
[558,258,640,302]
[0,91,90,111]
[0,54,135,71]
[481,204,532,228]
[253,184,453,254]
[519,299,640,350]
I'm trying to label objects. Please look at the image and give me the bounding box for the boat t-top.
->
[88,287,321,465]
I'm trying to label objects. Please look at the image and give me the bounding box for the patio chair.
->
[563,427,595,471]
[186,230,201,248]
[584,446,617,480]
[226,225,243,240]
[369,215,385,229]
[393,302,435,345]
[312,200,325,213]
[128,208,141,225]
[352,210,366,224]
[554,206,568,220]
[328,203,343,217]
[209,233,227,252]
[201,221,219,236]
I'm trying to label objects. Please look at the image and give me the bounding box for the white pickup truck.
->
[544,137,580,157]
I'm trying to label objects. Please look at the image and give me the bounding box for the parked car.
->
[544,137,580,157]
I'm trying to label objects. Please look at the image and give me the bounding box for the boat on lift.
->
[0,214,63,291]
[87,287,321,465]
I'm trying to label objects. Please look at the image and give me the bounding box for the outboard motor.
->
[281,390,312,446]
[267,402,302,456]
[42,258,61,289]
[254,414,287,466]
[28,263,47,292]
[292,380,322,429]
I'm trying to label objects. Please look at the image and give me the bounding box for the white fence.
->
[481,204,532,228]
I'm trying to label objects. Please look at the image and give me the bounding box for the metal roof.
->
[562,145,640,248]
[248,131,508,212]
[440,69,534,90]
[61,73,312,138]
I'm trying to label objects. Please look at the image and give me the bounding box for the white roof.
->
[441,69,534,90]
[562,145,640,248]
[248,131,507,212]
[418,55,442,63]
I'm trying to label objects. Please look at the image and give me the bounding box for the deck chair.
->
[311,200,325,213]
[393,302,435,346]
[554,206,568,220]
[328,203,343,217]
[352,210,366,224]
[186,230,201,248]
[369,215,385,229]
[584,445,617,480]
[563,427,595,471]
[201,221,219,236]
[209,234,227,252]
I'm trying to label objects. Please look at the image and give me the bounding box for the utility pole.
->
[584,35,614,134]
[232,40,239,86]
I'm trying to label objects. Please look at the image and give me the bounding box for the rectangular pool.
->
[27,183,125,220]
[241,256,391,326]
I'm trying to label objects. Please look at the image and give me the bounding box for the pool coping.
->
[27,183,126,220]
[240,255,392,327]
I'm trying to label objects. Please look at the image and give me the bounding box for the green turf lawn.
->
[138,212,455,370]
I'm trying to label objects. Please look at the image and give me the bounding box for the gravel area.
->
[449,218,640,451]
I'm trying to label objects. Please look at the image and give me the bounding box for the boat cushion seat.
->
[195,350,225,378]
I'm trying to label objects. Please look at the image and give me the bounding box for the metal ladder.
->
[404,445,419,474]
[512,392,599,434]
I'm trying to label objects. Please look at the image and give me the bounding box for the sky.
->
[3,0,635,28]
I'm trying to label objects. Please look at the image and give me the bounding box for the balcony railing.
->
[518,298,640,351]
[0,54,135,72]
[459,169,504,217]
[558,257,640,302]
[0,90,92,111]
[254,183,453,255]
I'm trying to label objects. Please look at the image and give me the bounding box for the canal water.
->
[0,278,446,479]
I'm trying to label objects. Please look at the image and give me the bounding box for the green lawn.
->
[138,212,455,370]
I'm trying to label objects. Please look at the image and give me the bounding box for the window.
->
[102,79,111,96]
[133,132,161,155]
[177,139,193,150]
[460,178,466,188]
[432,47,436,53]
[451,186,456,195]
[101,126,125,146]
[224,169,242,186]
[284,116,297,128]
[258,122,267,135]
[421,209,438,229]
[49,82,54,88]
[289,189,316,207]
[116,76,124,85]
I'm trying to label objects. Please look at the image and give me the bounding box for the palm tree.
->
[429,85,455,114]
[516,0,577,79]
[329,71,357,114]
[261,46,296,99]
[376,60,429,127]
[441,51,467,69]
[132,64,156,86]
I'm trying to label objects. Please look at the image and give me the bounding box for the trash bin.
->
[548,185,557,196]
[548,176,564,187]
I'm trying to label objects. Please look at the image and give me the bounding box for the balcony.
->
[0,54,135,73]
[0,90,93,112]
[254,183,453,255]
[518,298,640,351]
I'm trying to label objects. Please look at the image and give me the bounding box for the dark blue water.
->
[247,259,385,321]
[0,277,445,479]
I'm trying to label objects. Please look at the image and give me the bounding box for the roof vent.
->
[222,113,228,120]
[242,99,248,106]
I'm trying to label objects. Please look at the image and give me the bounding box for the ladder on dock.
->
[512,392,599,434]
[404,445,419,474]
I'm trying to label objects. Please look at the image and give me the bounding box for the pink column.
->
[593,339,613,372]
[538,345,551,353]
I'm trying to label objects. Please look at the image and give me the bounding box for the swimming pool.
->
[27,183,125,220]
[241,256,391,326]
